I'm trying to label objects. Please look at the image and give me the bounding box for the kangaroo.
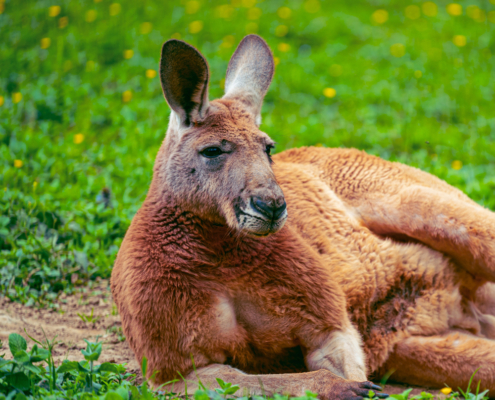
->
[111,35,495,399]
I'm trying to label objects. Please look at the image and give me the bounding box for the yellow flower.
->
[86,10,97,22]
[74,133,84,144]
[453,35,466,47]
[123,49,134,59]
[58,16,68,28]
[329,64,342,77]
[146,69,157,78]
[441,387,453,395]
[278,43,290,52]
[323,88,337,98]
[275,25,288,37]
[185,1,200,14]
[0,96,4,107]
[14,160,23,168]
[245,22,258,33]
[277,7,292,19]
[476,10,486,23]
[372,9,388,24]
[171,32,182,39]
[220,35,235,48]
[140,22,152,34]
[216,5,234,19]
[467,5,480,19]
[466,6,486,22]
[451,160,462,170]
[405,5,421,19]
[304,0,320,13]
[390,43,405,58]
[122,90,132,103]
[86,60,95,71]
[0,3,4,14]
[422,2,438,17]
[414,70,422,78]
[49,5,61,17]
[33,181,38,189]
[242,0,256,7]
[109,3,121,16]
[489,11,495,24]
[189,20,203,33]
[41,38,51,49]
[247,7,262,19]
[447,4,462,16]
[12,92,22,104]
[274,57,280,66]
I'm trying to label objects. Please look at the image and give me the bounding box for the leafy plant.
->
[215,378,240,398]
[0,333,49,394]
[457,369,489,400]
[0,332,132,399]
[78,307,103,325]
[107,325,126,343]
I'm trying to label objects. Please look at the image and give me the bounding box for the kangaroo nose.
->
[252,197,287,220]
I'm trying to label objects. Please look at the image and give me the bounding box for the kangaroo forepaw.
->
[342,381,389,400]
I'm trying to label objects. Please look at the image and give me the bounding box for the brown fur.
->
[111,35,495,399]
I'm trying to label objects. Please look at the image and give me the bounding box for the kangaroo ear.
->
[223,35,274,125]
[160,39,210,126]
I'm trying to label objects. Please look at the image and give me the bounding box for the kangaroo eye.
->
[265,145,274,156]
[201,147,223,158]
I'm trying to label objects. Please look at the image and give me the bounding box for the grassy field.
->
[1,0,495,305]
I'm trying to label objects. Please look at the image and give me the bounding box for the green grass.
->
[0,333,489,400]
[1,0,495,305]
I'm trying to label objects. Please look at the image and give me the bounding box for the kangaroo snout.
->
[236,188,288,236]
[251,196,287,221]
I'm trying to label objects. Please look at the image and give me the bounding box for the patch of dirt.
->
[0,280,140,379]
[0,283,435,397]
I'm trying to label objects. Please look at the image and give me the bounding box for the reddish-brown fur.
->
[111,36,495,399]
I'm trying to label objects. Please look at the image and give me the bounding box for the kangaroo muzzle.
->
[235,191,288,236]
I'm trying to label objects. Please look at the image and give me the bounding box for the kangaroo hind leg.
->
[356,185,495,282]
[377,332,495,396]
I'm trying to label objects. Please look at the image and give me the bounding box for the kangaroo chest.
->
[214,292,307,373]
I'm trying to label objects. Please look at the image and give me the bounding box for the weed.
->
[111,304,119,316]
[77,307,102,325]
[106,325,126,343]
[215,378,240,398]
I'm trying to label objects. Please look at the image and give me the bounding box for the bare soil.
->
[0,282,432,397]
[0,280,140,379]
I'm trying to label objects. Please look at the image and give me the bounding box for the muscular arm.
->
[171,364,382,400]
[276,147,495,282]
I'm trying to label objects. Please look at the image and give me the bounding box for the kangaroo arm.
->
[305,325,367,382]
[168,364,381,400]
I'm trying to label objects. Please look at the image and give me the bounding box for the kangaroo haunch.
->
[111,35,495,400]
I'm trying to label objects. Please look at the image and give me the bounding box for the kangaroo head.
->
[156,35,287,237]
